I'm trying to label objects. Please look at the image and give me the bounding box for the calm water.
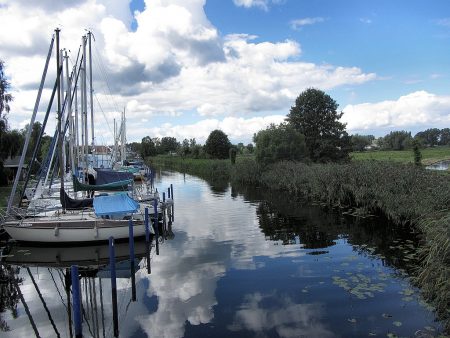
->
[0,170,444,337]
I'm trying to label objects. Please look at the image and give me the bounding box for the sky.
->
[1,0,450,145]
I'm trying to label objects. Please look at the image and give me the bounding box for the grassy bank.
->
[351,146,450,165]
[151,155,450,330]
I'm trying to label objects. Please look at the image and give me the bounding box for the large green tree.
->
[140,136,157,158]
[204,129,231,159]
[159,136,179,154]
[286,88,350,162]
[254,123,307,165]
[0,61,14,185]
[381,131,412,150]
[0,60,12,135]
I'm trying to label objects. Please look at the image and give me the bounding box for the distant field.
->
[351,147,450,165]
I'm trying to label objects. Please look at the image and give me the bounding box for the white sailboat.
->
[3,28,166,244]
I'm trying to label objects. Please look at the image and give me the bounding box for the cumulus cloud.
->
[290,17,325,30]
[1,0,377,143]
[126,115,286,144]
[342,91,450,132]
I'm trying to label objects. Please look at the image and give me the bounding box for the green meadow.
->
[351,146,450,165]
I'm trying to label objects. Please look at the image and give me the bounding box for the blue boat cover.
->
[93,194,139,216]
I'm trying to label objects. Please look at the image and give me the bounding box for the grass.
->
[150,155,233,181]
[351,146,450,165]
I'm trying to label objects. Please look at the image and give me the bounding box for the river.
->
[0,170,444,337]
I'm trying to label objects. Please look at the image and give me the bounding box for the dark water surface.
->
[0,171,444,337]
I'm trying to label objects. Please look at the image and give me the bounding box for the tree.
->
[439,128,450,146]
[381,131,412,150]
[351,134,375,151]
[254,123,307,165]
[415,128,440,147]
[204,129,231,159]
[180,138,190,157]
[0,60,13,186]
[0,60,12,137]
[412,139,422,166]
[246,143,254,153]
[140,136,156,158]
[286,88,350,162]
[160,136,179,154]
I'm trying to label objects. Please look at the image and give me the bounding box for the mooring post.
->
[168,187,171,199]
[144,207,150,242]
[153,198,160,255]
[162,192,165,202]
[146,240,152,274]
[128,220,137,301]
[170,184,173,201]
[71,265,82,338]
[109,237,119,337]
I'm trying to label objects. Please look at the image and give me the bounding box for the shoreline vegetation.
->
[150,154,450,332]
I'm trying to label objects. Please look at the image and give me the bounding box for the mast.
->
[6,35,54,214]
[65,49,75,176]
[56,28,65,196]
[82,35,89,175]
[88,31,95,154]
[120,108,126,163]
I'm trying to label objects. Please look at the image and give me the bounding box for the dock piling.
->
[71,265,82,338]
[144,207,150,242]
[128,220,137,301]
[109,237,119,337]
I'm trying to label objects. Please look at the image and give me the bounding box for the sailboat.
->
[2,28,165,244]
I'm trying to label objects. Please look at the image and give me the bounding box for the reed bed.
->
[150,156,231,181]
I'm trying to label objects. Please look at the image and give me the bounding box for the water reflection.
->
[229,293,333,338]
[0,171,444,337]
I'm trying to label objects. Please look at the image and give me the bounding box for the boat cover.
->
[60,188,93,210]
[95,169,134,185]
[72,175,132,192]
[93,194,139,216]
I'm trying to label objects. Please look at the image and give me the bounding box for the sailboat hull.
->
[3,218,150,244]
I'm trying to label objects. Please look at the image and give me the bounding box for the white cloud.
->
[127,115,286,144]
[290,17,325,30]
[342,91,450,132]
[1,0,376,144]
[233,0,285,11]
[233,0,269,10]
[359,18,373,24]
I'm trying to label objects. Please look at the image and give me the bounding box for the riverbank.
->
[150,155,450,332]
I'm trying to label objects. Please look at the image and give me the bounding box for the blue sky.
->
[1,0,450,144]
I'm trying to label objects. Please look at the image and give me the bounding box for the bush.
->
[254,123,307,165]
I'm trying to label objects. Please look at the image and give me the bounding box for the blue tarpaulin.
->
[93,194,139,216]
